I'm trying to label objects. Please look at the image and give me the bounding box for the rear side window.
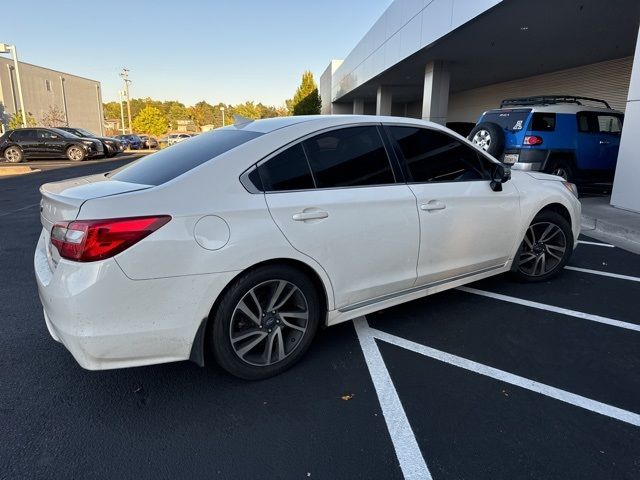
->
[259,143,315,191]
[480,109,531,131]
[302,126,395,188]
[577,112,592,132]
[110,129,262,185]
[10,130,36,141]
[530,113,556,131]
[389,127,488,183]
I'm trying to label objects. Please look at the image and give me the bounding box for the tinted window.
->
[110,129,262,185]
[303,126,394,188]
[481,109,531,131]
[596,114,623,134]
[530,113,556,131]
[38,130,60,140]
[259,143,314,191]
[577,113,591,132]
[10,130,36,142]
[389,127,488,183]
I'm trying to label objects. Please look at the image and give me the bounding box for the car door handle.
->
[420,201,446,212]
[292,211,329,221]
[599,140,610,145]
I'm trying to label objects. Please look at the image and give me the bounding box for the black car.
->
[0,127,104,163]
[58,127,124,158]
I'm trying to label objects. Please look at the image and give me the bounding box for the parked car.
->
[1,127,103,163]
[167,133,193,146]
[115,134,144,150]
[58,127,124,158]
[138,135,159,149]
[35,115,580,380]
[467,95,624,183]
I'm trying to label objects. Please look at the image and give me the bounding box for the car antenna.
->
[233,114,254,126]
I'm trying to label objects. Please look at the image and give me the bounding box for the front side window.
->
[259,143,315,191]
[38,130,59,140]
[302,126,395,188]
[596,114,623,134]
[389,126,488,183]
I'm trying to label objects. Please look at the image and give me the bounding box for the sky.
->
[2,0,392,107]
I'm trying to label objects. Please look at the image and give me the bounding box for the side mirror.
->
[490,163,511,192]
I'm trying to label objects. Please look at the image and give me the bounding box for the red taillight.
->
[523,135,544,145]
[50,215,171,262]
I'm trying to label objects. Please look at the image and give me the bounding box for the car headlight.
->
[82,140,95,146]
[562,181,579,198]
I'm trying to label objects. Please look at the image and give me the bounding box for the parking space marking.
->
[577,240,614,248]
[564,266,640,283]
[457,287,640,332]
[364,321,640,428]
[354,317,432,480]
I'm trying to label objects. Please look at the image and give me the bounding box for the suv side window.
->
[10,130,36,142]
[259,143,315,191]
[38,129,59,140]
[530,113,556,131]
[596,114,623,134]
[303,126,395,188]
[389,126,488,182]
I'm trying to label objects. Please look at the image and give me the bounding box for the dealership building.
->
[0,57,104,135]
[320,0,640,213]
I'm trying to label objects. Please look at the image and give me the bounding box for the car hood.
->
[525,171,564,182]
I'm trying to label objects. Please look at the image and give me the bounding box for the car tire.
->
[545,158,574,183]
[211,265,321,380]
[3,146,24,163]
[66,145,86,162]
[511,210,574,282]
[467,122,505,158]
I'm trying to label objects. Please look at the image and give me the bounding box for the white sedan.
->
[34,115,581,379]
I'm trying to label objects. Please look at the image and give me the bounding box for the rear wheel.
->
[66,145,86,162]
[512,210,573,282]
[3,146,24,163]
[211,265,321,380]
[545,158,574,182]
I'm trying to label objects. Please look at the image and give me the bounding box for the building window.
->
[45,79,52,92]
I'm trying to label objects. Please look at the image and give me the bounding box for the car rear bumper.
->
[34,229,238,370]
[507,148,547,171]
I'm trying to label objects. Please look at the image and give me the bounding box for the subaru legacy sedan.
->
[35,115,580,380]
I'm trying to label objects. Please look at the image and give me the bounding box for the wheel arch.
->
[189,257,331,367]
[542,150,577,172]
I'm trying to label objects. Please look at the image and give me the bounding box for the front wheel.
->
[66,145,86,162]
[512,211,574,282]
[211,265,321,380]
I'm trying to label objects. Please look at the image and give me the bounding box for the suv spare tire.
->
[467,122,505,158]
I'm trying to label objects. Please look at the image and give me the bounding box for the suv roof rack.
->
[500,95,611,109]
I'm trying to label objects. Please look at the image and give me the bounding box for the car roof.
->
[487,105,623,115]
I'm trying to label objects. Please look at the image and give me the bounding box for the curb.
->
[0,166,38,176]
[581,213,640,254]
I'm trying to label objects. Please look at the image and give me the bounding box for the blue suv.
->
[468,96,624,183]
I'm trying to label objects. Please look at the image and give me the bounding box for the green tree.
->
[132,106,167,136]
[188,101,217,128]
[8,111,36,129]
[233,101,262,120]
[290,71,321,115]
[103,102,121,120]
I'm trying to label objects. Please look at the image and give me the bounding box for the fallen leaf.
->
[341,393,354,401]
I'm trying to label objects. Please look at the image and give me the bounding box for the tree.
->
[41,105,67,127]
[188,101,217,128]
[103,102,122,120]
[289,71,321,115]
[233,101,262,120]
[8,111,36,129]
[132,106,167,136]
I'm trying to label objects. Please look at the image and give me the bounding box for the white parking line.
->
[564,266,640,283]
[367,323,640,428]
[578,240,614,248]
[353,317,432,480]
[458,286,640,333]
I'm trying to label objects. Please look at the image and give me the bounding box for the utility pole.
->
[220,106,225,127]
[119,90,126,134]
[120,68,133,133]
[0,43,27,127]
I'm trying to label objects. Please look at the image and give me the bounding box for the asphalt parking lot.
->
[1,160,639,480]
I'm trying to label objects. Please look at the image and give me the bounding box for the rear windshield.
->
[481,109,532,131]
[109,129,262,185]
